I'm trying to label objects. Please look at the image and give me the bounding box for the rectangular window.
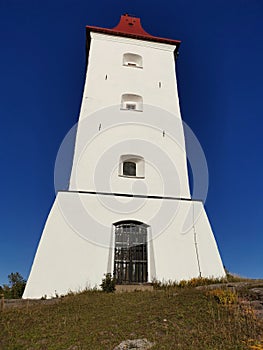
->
[123,53,143,68]
[123,161,136,176]
[121,94,143,112]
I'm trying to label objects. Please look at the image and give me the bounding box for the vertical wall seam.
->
[193,202,202,278]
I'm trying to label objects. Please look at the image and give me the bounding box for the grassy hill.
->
[0,281,263,350]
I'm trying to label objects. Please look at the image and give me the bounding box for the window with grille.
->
[126,103,136,110]
[114,221,148,284]
[121,93,143,111]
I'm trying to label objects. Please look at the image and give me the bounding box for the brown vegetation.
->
[0,278,262,349]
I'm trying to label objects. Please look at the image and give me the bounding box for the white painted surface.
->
[23,192,225,299]
[69,33,190,199]
[23,28,225,299]
[80,33,180,116]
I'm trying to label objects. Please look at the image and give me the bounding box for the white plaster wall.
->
[193,204,226,278]
[152,200,225,281]
[80,33,180,116]
[23,192,225,299]
[69,120,190,198]
[23,195,111,298]
[69,33,190,198]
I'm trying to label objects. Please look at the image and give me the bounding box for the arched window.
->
[113,220,148,284]
[123,53,143,68]
[121,94,143,111]
[119,155,145,178]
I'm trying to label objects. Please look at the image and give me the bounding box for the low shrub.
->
[100,273,116,293]
[152,276,228,290]
[208,288,238,305]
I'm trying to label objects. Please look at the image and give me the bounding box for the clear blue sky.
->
[0,0,262,285]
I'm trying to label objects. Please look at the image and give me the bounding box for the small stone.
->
[113,338,155,350]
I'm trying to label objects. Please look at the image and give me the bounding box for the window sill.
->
[120,108,143,112]
[119,175,145,179]
[123,64,143,69]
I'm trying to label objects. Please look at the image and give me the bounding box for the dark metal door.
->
[114,221,148,284]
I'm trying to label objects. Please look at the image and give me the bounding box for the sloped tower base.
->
[23,191,225,299]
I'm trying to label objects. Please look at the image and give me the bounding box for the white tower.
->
[23,15,225,299]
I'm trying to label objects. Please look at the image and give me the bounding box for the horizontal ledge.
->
[123,64,143,69]
[118,175,145,179]
[58,190,203,203]
[120,109,143,112]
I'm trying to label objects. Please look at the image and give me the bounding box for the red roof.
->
[86,14,181,49]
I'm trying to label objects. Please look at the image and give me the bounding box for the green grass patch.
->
[0,288,262,350]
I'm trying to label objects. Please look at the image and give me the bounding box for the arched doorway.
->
[113,220,148,284]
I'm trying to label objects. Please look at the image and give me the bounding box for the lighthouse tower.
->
[23,15,225,299]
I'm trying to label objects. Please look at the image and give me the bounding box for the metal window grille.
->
[126,103,136,110]
[114,222,148,284]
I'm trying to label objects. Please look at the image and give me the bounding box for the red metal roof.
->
[86,14,181,48]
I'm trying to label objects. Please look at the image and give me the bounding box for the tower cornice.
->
[86,14,181,54]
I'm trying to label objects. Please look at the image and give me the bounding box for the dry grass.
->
[0,287,262,350]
